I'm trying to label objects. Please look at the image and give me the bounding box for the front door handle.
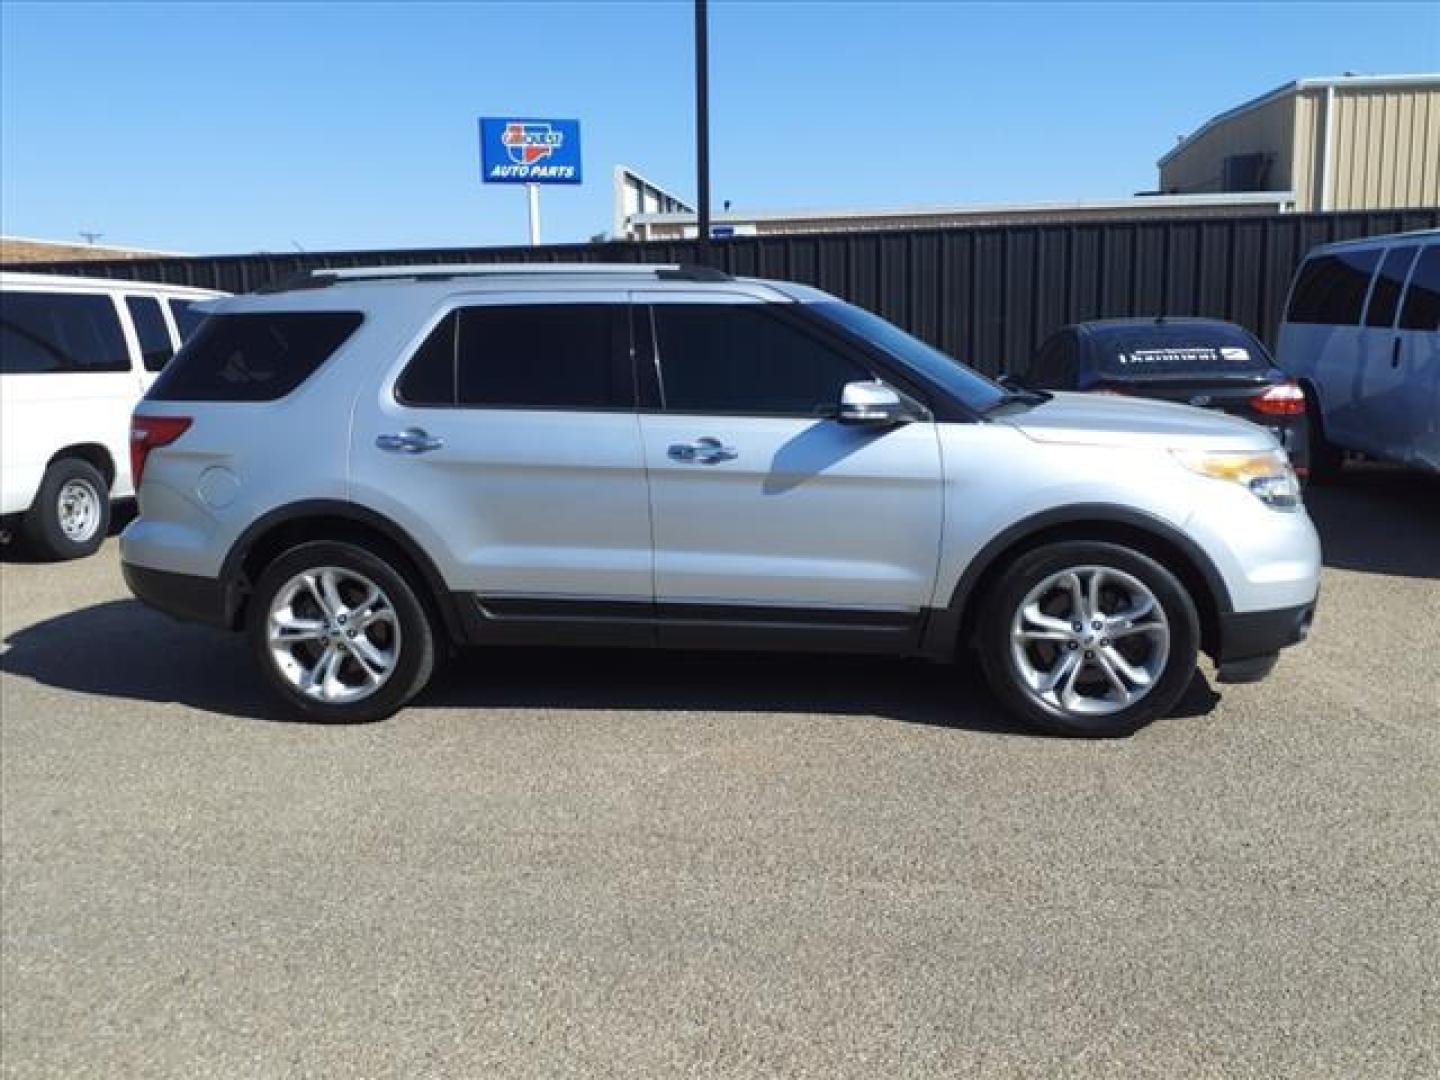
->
[376,427,444,455]
[668,436,738,464]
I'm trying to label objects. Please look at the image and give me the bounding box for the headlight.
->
[1172,449,1301,510]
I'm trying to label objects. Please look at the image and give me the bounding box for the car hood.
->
[1000,391,1275,451]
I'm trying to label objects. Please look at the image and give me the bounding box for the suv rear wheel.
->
[977,541,1200,737]
[247,541,437,723]
[22,457,111,561]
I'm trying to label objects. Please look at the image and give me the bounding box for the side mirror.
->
[837,380,923,425]
[997,372,1028,392]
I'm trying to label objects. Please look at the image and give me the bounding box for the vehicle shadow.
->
[1305,464,1440,580]
[0,599,1218,734]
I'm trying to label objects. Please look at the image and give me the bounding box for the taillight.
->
[1250,381,1306,416]
[130,415,192,488]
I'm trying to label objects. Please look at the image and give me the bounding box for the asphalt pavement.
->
[2,465,1437,1078]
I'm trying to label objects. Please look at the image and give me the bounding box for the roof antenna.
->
[78,230,103,245]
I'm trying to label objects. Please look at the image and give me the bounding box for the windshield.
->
[1088,323,1273,379]
[809,300,1007,413]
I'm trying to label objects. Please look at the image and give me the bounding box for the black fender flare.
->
[218,499,463,639]
[919,503,1234,658]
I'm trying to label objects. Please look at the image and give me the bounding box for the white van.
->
[1277,229,1439,478]
[1,271,223,559]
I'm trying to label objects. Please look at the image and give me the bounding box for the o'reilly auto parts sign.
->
[479,118,582,184]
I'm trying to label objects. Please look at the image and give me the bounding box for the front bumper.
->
[1214,598,1317,683]
[122,561,234,630]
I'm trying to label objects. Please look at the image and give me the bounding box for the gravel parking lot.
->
[2,465,1437,1079]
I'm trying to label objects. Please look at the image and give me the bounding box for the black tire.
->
[1305,394,1344,484]
[21,457,111,561]
[246,540,437,723]
[976,541,1200,738]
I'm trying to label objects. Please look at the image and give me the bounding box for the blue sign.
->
[479,117,582,184]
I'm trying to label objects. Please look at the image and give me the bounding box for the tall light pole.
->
[694,0,711,266]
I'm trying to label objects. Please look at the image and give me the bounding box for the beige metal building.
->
[1159,73,1440,212]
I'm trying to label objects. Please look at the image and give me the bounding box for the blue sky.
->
[2,1,1436,254]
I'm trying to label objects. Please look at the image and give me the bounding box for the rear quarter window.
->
[0,291,130,374]
[147,311,362,402]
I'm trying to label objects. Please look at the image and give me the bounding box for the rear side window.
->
[396,304,628,410]
[1364,248,1419,328]
[652,304,870,415]
[148,311,362,402]
[168,298,208,341]
[1030,331,1077,387]
[0,291,129,374]
[1399,246,1440,331]
[1286,249,1381,325]
[125,296,175,371]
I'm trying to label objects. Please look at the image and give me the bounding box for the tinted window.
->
[1087,323,1273,379]
[654,304,870,415]
[396,313,458,405]
[1286,249,1381,325]
[1399,245,1440,331]
[809,300,1005,413]
[148,312,362,402]
[447,304,624,409]
[1030,331,1076,388]
[168,299,208,341]
[126,296,175,371]
[1364,247,1419,328]
[0,291,129,375]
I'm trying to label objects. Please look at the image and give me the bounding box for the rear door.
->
[634,293,944,647]
[348,294,655,606]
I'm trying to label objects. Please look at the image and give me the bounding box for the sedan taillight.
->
[1250,381,1306,417]
[130,415,192,488]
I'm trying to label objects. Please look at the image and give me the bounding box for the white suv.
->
[1,271,221,559]
[121,264,1320,736]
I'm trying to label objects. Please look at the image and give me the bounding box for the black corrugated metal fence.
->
[7,208,1437,375]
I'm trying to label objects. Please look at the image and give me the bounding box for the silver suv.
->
[121,264,1320,737]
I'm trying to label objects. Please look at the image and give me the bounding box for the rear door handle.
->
[1392,336,1402,368]
[376,427,444,455]
[668,436,738,464]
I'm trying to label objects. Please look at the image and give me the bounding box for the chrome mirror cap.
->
[838,380,919,425]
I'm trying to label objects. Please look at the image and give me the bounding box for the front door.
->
[634,294,944,645]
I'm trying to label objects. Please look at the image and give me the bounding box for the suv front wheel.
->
[247,541,437,723]
[977,541,1200,737]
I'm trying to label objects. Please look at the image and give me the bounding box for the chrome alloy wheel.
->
[267,566,401,703]
[57,477,102,543]
[1009,565,1170,718]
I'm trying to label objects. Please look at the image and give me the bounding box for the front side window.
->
[1398,246,1440,331]
[397,304,627,410]
[652,303,870,415]
[0,291,129,374]
[1286,249,1381,325]
[148,311,362,402]
[126,295,175,371]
